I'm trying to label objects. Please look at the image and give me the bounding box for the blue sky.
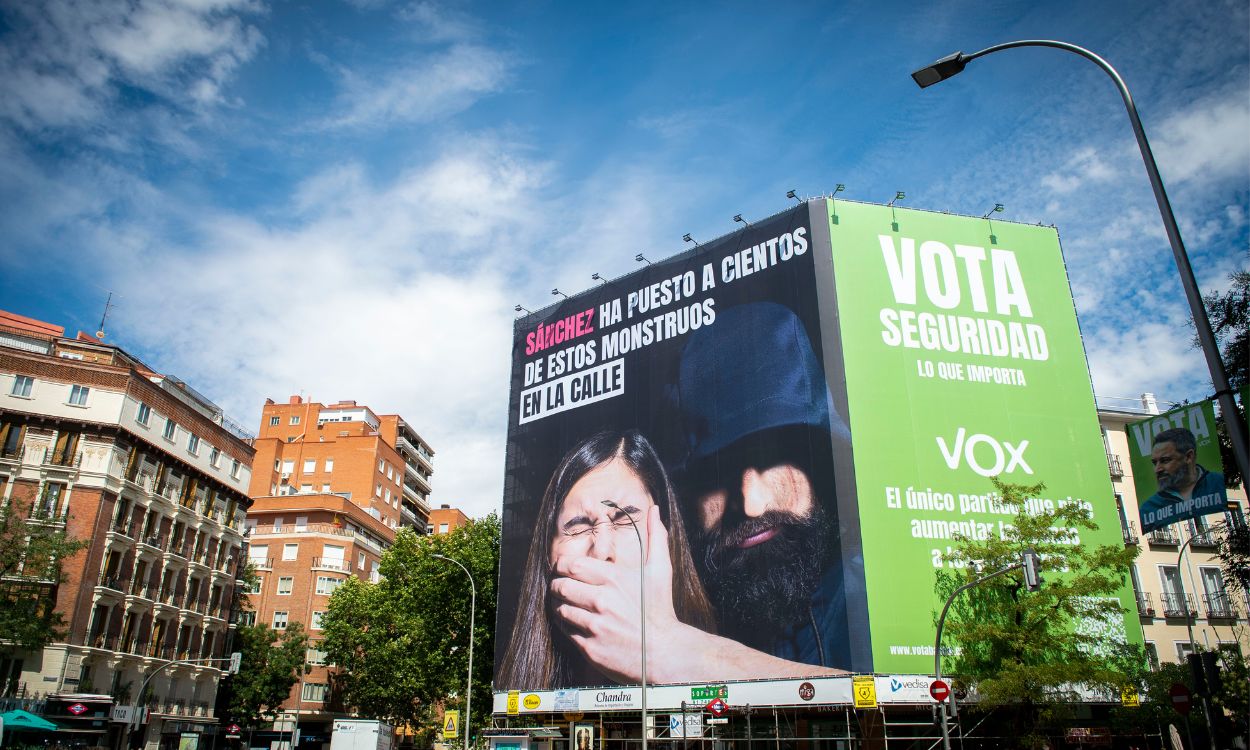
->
[1,0,1246,517]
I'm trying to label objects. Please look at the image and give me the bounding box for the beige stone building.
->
[1099,393,1247,666]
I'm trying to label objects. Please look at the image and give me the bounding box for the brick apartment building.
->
[0,310,254,749]
[243,396,436,746]
[427,504,469,535]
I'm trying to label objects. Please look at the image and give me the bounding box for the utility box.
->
[331,720,394,750]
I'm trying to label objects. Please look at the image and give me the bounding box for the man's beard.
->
[1158,465,1192,491]
[697,505,833,642]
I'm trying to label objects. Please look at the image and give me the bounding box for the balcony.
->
[87,633,119,651]
[1107,453,1124,478]
[97,573,126,592]
[1190,530,1219,549]
[127,583,156,602]
[249,557,273,570]
[1134,590,1155,617]
[311,557,348,572]
[1149,527,1180,546]
[1204,591,1239,619]
[1121,521,1140,545]
[1160,591,1195,618]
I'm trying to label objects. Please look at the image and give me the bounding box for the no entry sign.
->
[930,680,950,702]
[1169,683,1192,715]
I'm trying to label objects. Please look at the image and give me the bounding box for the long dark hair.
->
[497,430,714,688]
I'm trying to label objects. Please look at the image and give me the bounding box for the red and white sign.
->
[1169,683,1192,715]
[227,724,242,734]
[705,698,727,717]
[929,680,950,703]
[67,703,88,715]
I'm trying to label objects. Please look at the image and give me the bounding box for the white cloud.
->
[1153,85,1250,185]
[320,44,508,130]
[0,0,266,131]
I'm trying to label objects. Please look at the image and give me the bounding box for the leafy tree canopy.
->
[0,494,86,657]
[229,622,309,728]
[320,514,499,739]
[936,480,1141,745]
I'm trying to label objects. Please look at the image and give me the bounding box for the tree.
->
[321,514,499,740]
[1196,269,1248,488]
[0,493,86,660]
[1218,521,1250,597]
[935,479,1141,748]
[228,622,309,728]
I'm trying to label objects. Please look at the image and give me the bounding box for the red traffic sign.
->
[706,698,728,717]
[227,724,242,734]
[67,703,87,715]
[929,680,950,703]
[1169,683,1192,715]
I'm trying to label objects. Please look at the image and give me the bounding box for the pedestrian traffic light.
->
[1022,548,1042,591]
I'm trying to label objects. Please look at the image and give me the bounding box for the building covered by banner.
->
[491,198,1143,725]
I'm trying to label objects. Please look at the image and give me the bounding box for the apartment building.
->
[0,310,254,749]
[244,396,436,747]
[427,504,469,535]
[1099,393,1248,666]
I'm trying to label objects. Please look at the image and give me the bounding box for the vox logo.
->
[937,428,1032,477]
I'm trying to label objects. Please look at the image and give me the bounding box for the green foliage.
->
[1197,269,1248,488]
[1219,522,1250,597]
[0,495,86,656]
[935,479,1140,745]
[229,622,309,728]
[320,514,499,736]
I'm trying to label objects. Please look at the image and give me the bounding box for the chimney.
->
[290,395,302,405]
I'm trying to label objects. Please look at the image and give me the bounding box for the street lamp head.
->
[786,189,798,201]
[912,51,968,88]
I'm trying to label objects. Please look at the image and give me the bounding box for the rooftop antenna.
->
[96,291,115,339]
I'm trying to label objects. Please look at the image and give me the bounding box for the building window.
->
[230,459,240,479]
[68,385,90,406]
[237,611,256,627]
[439,523,449,534]
[324,458,334,472]
[187,434,200,455]
[277,577,293,595]
[301,683,328,703]
[357,552,366,570]
[163,419,177,441]
[322,483,331,493]
[10,376,33,398]
[209,447,220,467]
[315,576,343,595]
[1176,641,1195,661]
[1144,642,1159,670]
[295,516,308,531]
[384,488,391,503]
[290,415,301,425]
[386,465,394,480]
[300,484,312,494]
[378,459,384,472]
[269,416,280,426]
[311,611,325,630]
[303,459,315,473]
[375,483,382,498]
[273,517,283,532]
[272,611,288,629]
[136,402,151,424]
[281,460,294,475]
[282,543,299,561]
[244,578,262,595]
[306,648,328,665]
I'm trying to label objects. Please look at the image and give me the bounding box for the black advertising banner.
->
[494,205,869,689]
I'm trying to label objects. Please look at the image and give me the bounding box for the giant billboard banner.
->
[1126,399,1229,533]
[494,200,1140,693]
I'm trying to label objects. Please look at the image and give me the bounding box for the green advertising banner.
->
[823,200,1142,673]
[1126,399,1228,532]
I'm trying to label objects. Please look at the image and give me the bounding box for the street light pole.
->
[933,553,1038,750]
[911,40,1250,487]
[432,554,476,750]
[601,500,646,750]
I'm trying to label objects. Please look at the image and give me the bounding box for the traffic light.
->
[1022,549,1042,591]
[1188,653,1209,696]
[1201,651,1222,695]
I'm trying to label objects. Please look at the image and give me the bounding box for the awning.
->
[1,709,61,732]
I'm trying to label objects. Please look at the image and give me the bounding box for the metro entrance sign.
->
[705,698,727,717]
[929,680,950,703]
